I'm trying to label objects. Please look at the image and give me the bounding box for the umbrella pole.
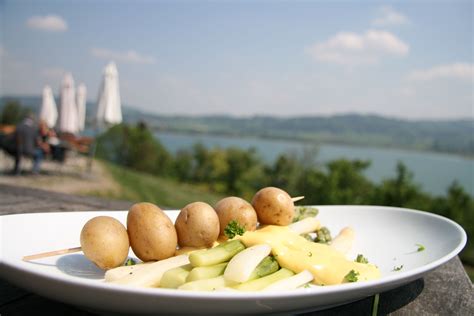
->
[87,126,99,173]
[87,140,97,173]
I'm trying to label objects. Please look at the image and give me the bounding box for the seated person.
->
[13,115,51,175]
[34,120,53,172]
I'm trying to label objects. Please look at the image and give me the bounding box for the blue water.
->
[155,131,474,197]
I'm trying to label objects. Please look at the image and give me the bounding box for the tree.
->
[0,100,30,125]
[431,181,474,265]
[294,167,328,205]
[372,161,429,209]
[173,149,194,181]
[225,147,266,198]
[267,154,303,195]
[323,159,373,204]
[127,123,173,175]
[96,123,172,176]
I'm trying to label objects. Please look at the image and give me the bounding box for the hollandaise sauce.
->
[239,225,380,285]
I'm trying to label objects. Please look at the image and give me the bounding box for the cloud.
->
[41,67,66,79]
[26,15,68,32]
[400,87,416,97]
[372,6,409,26]
[306,29,409,66]
[90,47,156,64]
[407,63,474,81]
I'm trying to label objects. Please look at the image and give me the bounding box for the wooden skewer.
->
[291,196,305,202]
[22,246,82,261]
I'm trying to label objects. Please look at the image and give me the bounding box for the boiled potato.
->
[215,196,257,237]
[251,187,294,225]
[80,216,129,270]
[175,202,219,248]
[127,202,178,262]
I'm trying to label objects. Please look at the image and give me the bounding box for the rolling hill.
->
[1,95,472,156]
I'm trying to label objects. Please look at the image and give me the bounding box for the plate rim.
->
[0,205,467,301]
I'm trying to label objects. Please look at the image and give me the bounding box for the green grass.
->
[92,162,224,208]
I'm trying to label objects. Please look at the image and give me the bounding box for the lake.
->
[155,131,473,197]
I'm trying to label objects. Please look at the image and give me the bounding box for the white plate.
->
[0,206,466,315]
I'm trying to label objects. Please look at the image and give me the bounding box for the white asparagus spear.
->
[224,244,271,283]
[110,254,189,287]
[263,270,314,291]
[288,217,321,235]
[104,262,153,282]
[330,227,355,255]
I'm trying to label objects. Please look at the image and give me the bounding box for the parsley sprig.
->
[416,243,425,252]
[124,258,136,266]
[344,270,359,282]
[224,220,246,239]
[355,254,369,264]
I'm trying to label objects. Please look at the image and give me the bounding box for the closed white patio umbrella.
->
[76,83,87,132]
[88,62,122,171]
[58,73,78,134]
[39,85,58,128]
[96,61,122,127]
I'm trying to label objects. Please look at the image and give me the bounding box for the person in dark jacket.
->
[13,115,50,175]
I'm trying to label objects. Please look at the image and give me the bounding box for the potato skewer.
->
[23,188,304,262]
[23,246,82,261]
[22,194,307,262]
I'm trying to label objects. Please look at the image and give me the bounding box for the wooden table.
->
[1,183,473,315]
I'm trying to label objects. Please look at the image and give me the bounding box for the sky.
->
[0,0,472,119]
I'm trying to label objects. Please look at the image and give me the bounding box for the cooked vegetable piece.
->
[239,225,380,285]
[224,244,272,283]
[293,206,319,222]
[289,217,321,235]
[314,227,332,244]
[175,245,208,256]
[233,268,295,291]
[189,240,245,267]
[178,276,238,291]
[247,256,280,280]
[263,270,314,291]
[104,262,152,282]
[186,263,228,282]
[330,227,354,254]
[160,264,193,289]
[110,254,189,287]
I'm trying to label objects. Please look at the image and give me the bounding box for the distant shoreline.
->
[151,127,474,160]
[2,95,472,159]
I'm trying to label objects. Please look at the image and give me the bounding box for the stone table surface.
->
[0,183,472,315]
